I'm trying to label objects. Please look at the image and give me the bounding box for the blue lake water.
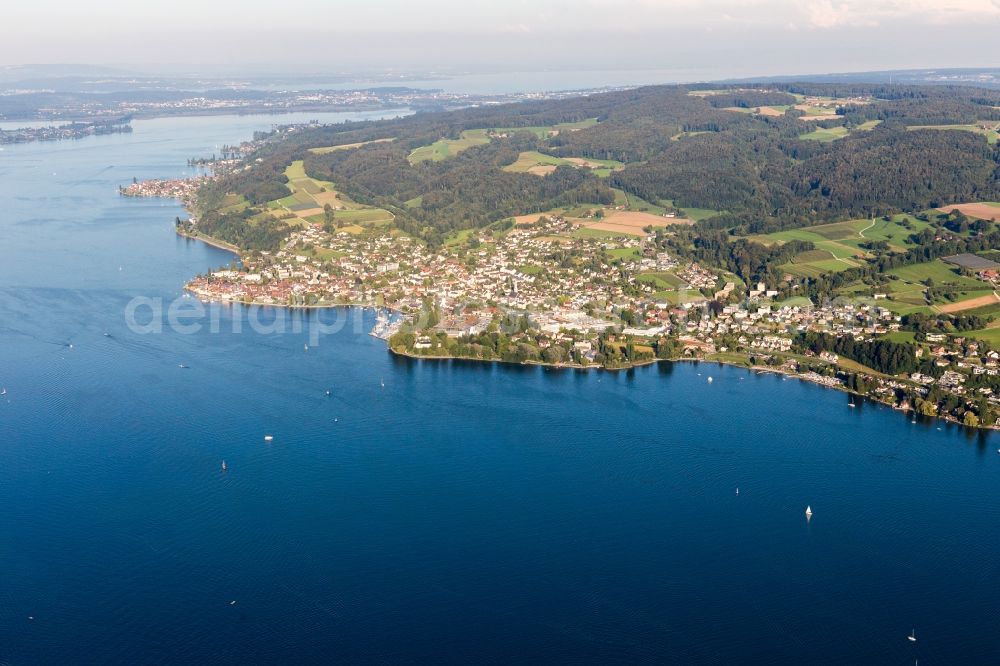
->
[1,113,999,665]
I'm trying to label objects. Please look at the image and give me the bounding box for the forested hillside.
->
[200,82,1000,247]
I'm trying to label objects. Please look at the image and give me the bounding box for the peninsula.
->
[152,81,1000,429]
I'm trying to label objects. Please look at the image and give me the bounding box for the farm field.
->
[753,214,934,277]
[857,259,998,314]
[493,118,598,139]
[887,260,987,286]
[799,120,881,142]
[935,293,1000,313]
[965,325,1000,345]
[582,210,691,237]
[799,126,848,141]
[502,151,624,177]
[935,202,1000,220]
[408,118,601,165]
[407,129,491,163]
[722,106,791,116]
[270,160,394,230]
[308,138,394,154]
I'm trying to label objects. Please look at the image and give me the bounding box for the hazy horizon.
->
[5,0,1000,79]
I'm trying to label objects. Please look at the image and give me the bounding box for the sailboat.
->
[805,505,813,519]
[221,460,227,471]
[908,629,917,642]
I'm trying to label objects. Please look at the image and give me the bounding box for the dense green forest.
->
[200,81,1000,248]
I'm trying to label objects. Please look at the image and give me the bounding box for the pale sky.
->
[5,0,1000,78]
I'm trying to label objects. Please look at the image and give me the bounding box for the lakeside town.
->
[164,200,1000,429]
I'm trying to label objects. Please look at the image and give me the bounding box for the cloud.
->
[801,0,1000,28]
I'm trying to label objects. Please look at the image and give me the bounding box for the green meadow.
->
[502,151,623,177]
[407,129,491,164]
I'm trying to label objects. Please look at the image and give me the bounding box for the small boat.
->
[303,343,309,352]
[221,460,227,471]
[178,364,188,369]
[1,388,6,396]
[805,505,813,518]
[848,402,856,408]
[908,629,917,642]
[735,487,739,496]
[230,600,237,606]
[103,332,111,337]
[264,435,274,442]
[380,378,385,388]
[325,390,331,396]
[707,376,713,383]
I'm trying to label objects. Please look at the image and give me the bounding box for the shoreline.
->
[179,275,997,432]
[176,229,241,255]
[387,346,1000,432]
[175,212,997,434]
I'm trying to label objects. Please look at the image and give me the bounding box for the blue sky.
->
[5,0,1000,77]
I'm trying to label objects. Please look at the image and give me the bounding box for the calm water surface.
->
[1,113,999,665]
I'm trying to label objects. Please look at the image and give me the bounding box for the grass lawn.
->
[837,356,893,379]
[637,271,685,289]
[607,247,641,261]
[772,296,812,308]
[882,331,917,344]
[966,327,1000,345]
